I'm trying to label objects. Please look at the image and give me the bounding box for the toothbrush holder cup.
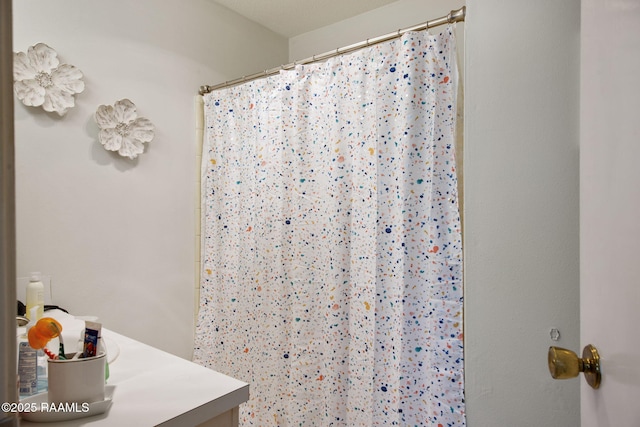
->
[47,352,106,404]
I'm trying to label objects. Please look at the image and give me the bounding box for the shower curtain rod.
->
[198,6,465,95]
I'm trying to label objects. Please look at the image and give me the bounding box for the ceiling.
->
[211,0,400,38]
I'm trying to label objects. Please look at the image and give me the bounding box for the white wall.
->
[13,0,288,360]
[465,1,580,425]
[292,0,581,425]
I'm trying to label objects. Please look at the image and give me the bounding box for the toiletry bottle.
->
[23,306,49,394]
[26,272,44,321]
[17,309,38,397]
[18,341,38,396]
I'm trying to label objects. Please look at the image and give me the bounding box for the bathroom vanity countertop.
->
[19,310,249,426]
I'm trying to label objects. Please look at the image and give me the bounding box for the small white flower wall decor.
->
[13,43,85,116]
[95,99,155,159]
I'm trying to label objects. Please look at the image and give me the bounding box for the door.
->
[580,0,640,426]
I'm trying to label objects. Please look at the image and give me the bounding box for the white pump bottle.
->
[25,272,44,321]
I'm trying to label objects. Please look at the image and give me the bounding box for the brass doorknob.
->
[548,344,601,389]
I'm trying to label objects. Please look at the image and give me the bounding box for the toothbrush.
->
[57,335,67,360]
[43,348,58,360]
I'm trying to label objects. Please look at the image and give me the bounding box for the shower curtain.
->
[194,26,464,426]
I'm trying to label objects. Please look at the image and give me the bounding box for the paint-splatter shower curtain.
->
[194,26,464,426]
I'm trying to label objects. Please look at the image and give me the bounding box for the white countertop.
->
[19,310,249,426]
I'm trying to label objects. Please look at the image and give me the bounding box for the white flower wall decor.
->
[95,99,155,159]
[13,43,85,116]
